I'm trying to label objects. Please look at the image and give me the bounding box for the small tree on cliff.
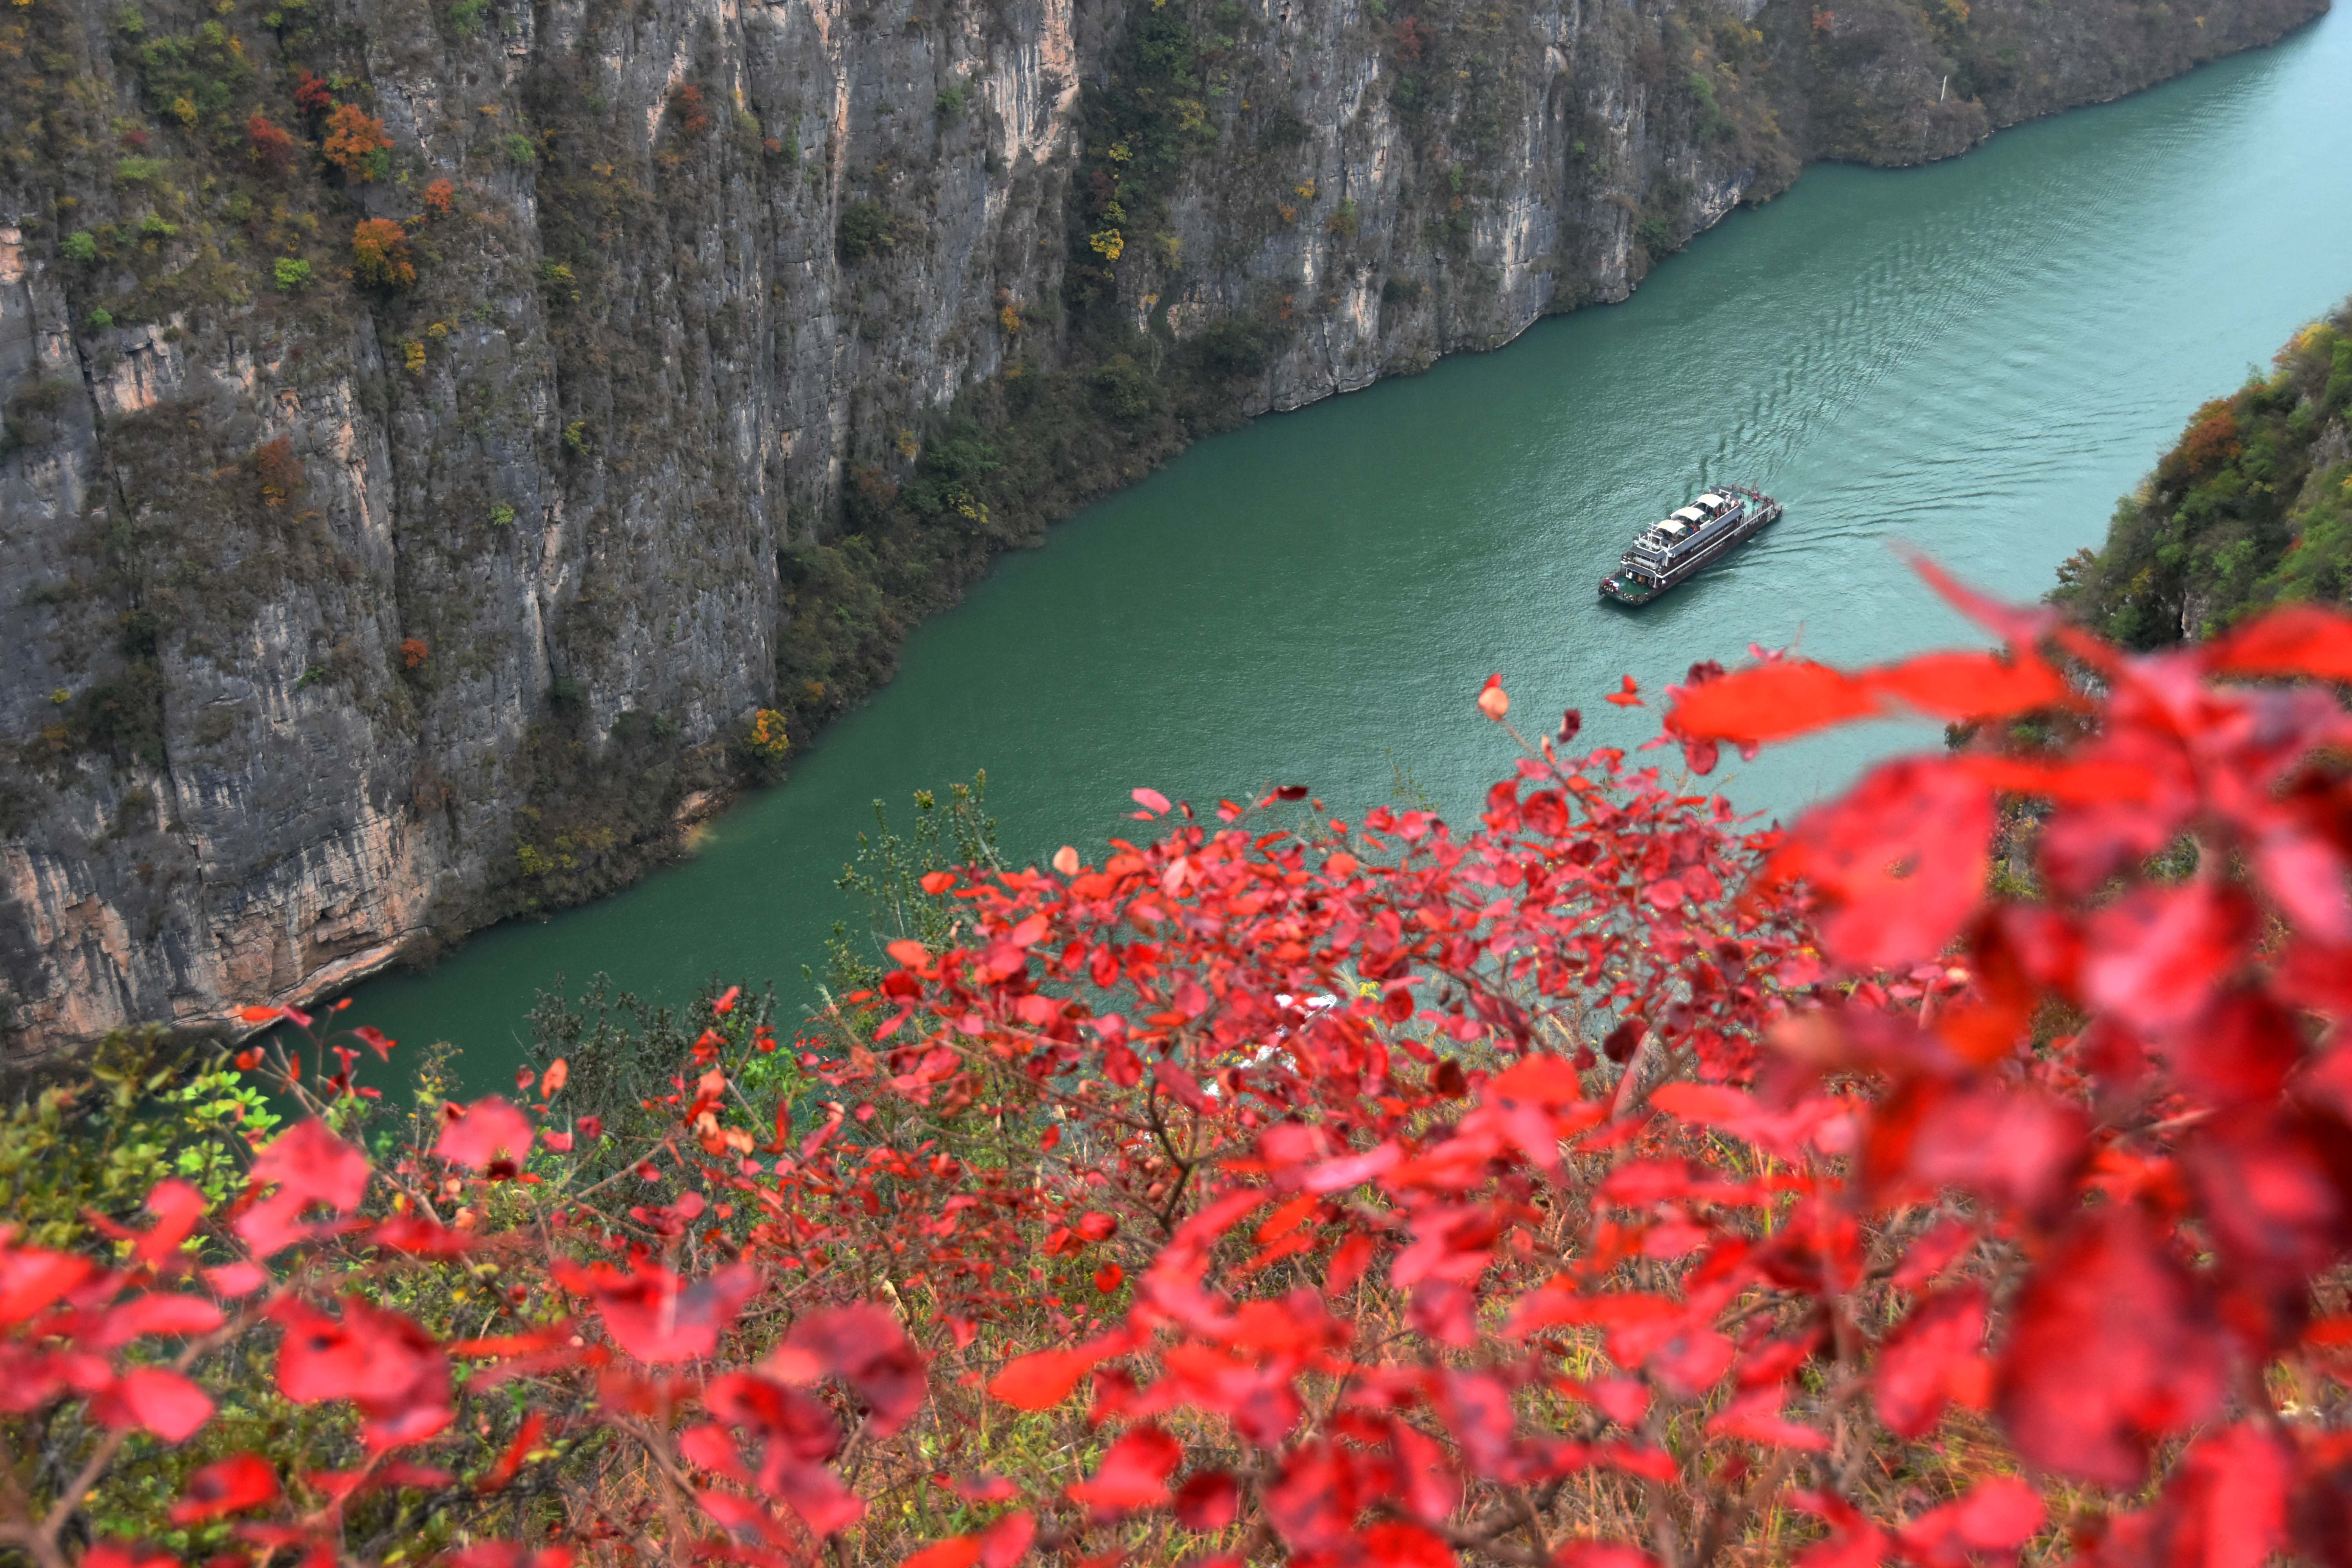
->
[321,103,394,181]
[350,219,415,291]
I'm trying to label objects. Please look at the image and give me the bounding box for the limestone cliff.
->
[0,0,2325,1058]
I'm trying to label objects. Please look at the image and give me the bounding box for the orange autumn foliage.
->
[321,102,393,178]
[350,219,415,290]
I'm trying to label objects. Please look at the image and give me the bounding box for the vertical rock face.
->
[0,0,2326,1058]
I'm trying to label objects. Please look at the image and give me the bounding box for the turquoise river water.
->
[351,5,2352,1087]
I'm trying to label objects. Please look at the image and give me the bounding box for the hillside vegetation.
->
[2054,300,2352,643]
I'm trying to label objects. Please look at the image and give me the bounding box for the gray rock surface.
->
[0,0,2326,1059]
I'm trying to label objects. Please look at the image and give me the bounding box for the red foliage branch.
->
[860,572,2352,1568]
[10,571,2352,1568]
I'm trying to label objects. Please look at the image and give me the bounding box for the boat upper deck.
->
[1628,490,1748,566]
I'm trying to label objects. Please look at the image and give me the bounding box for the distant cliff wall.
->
[0,0,2326,1058]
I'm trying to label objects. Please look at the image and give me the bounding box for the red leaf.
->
[1873,1287,1989,1438]
[1066,1424,1181,1514]
[134,1180,207,1266]
[766,1457,865,1535]
[1152,1058,1214,1112]
[1173,1470,1240,1532]
[1477,674,1510,721]
[1360,1521,1454,1568]
[272,1296,451,1448]
[92,1292,227,1349]
[1327,1232,1376,1296]
[1862,648,2069,722]
[204,1262,267,1299]
[94,1367,214,1443]
[1263,1443,1358,1552]
[987,1343,1110,1410]
[1769,759,1993,971]
[1648,1325,1735,1398]
[1648,1082,1828,1163]
[2181,1107,2346,1307]
[1864,1078,2087,1220]
[2156,1424,2291,1568]
[1906,556,2058,650]
[1666,659,1876,744]
[434,1096,535,1172]
[2203,603,2352,682]
[978,1510,1036,1568]
[1705,1387,1828,1451]
[2081,882,2255,1041]
[1891,1220,1977,1292]
[368,1214,477,1258]
[1131,787,1171,816]
[170,1453,279,1523]
[1896,1476,2044,1568]
[1487,1053,1587,1106]
[82,1544,181,1568]
[235,1118,372,1257]
[774,1303,926,1435]
[586,1262,758,1364]
[899,1538,981,1568]
[0,1243,97,1324]
[1995,1207,2224,1488]
[478,1410,547,1493]
[2253,822,2352,944]
[679,1422,751,1483]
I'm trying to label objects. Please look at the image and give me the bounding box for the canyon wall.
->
[0,0,2326,1058]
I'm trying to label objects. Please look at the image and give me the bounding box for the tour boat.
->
[1598,485,1783,606]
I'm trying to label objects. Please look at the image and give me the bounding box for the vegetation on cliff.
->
[2054,300,2352,644]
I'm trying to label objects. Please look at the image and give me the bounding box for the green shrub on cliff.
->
[2054,301,2352,644]
[837,198,893,261]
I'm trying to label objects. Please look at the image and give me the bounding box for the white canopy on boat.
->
[1697,493,1726,508]
[1671,508,1703,523]
[1657,519,1689,535]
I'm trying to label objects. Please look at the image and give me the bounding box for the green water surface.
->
[354,6,2352,1084]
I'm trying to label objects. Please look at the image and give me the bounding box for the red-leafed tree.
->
[8,568,2352,1568]
[245,114,294,176]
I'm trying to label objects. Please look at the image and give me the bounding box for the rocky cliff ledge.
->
[0,0,2326,1058]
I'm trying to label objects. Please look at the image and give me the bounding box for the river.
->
[348,5,2352,1087]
